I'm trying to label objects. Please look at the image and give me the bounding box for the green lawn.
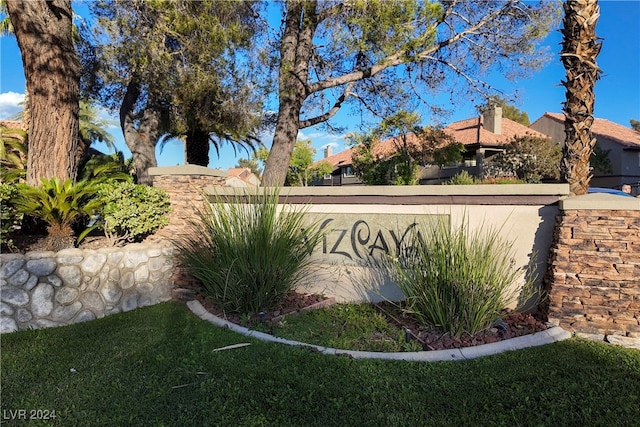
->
[2,301,639,426]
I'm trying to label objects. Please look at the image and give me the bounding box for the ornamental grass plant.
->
[387,215,536,338]
[175,189,324,315]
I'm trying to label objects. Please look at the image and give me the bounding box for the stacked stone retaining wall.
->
[545,194,640,347]
[0,243,173,333]
[148,165,226,243]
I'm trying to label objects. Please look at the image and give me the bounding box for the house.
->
[530,112,640,190]
[225,167,260,187]
[313,107,548,186]
[420,107,549,184]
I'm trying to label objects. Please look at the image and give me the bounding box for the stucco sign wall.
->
[307,213,447,266]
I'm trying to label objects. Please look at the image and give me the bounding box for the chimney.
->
[483,106,502,135]
[324,145,333,158]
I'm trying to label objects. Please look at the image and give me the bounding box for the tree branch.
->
[306,1,517,95]
[299,82,354,129]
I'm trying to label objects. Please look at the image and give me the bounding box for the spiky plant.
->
[15,177,102,251]
[175,188,325,315]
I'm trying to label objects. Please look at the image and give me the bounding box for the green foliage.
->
[271,303,403,352]
[286,139,315,186]
[446,170,477,185]
[386,215,537,337]
[631,119,640,132]
[78,100,117,151]
[0,125,27,183]
[14,177,103,243]
[0,183,21,250]
[4,302,640,426]
[432,140,465,169]
[484,136,562,183]
[590,144,613,175]
[77,152,134,183]
[90,0,264,164]
[350,112,465,185]
[175,189,325,314]
[254,140,331,186]
[349,131,393,185]
[96,181,170,245]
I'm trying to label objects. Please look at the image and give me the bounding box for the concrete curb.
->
[187,300,572,362]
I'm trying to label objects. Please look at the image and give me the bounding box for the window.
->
[343,166,355,177]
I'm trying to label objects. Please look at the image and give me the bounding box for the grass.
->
[2,302,639,426]
[267,303,410,352]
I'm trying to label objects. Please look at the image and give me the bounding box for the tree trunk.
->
[185,129,210,166]
[261,0,314,187]
[6,0,81,185]
[560,0,601,195]
[119,80,160,186]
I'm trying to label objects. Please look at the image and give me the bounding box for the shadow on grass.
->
[2,302,639,426]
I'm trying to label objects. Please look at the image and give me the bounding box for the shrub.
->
[96,181,171,245]
[386,215,536,337]
[175,189,325,315]
[0,183,22,250]
[14,177,103,250]
[446,170,476,185]
[483,136,562,183]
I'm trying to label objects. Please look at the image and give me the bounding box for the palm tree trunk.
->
[559,0,602,195]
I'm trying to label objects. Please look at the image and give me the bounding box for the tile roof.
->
[317,134,425,169]
[534,112,640,149]
[444,116,548,146]
[317,114,547,170]
[226,167,260,186]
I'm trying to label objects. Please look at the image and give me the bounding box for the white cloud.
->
[0,91,25,120]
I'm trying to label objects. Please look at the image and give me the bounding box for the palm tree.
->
[560,0,602,195]
[0,124,26,182]
[78,101,116,152]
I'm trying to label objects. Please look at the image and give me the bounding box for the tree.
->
[89,0,263,184]
[484,136,562,183]
[590,144,612,175]
[350,111,464,185]
[630,119,640,132]
[261,0,560,186]
[350,132,394,185]
[560,0,602,195]
[254,139,331,186]
[78,100,116,154]
[477,96,530,126]
[5,0,81,185]
[11,99,117,167]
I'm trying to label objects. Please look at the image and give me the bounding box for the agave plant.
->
[15,177,103,250]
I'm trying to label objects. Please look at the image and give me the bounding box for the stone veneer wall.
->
[0,243,173,333]
[545,194,640,347]
[148,165,226,243]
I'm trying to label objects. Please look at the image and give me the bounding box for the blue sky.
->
[1,1,638,170]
